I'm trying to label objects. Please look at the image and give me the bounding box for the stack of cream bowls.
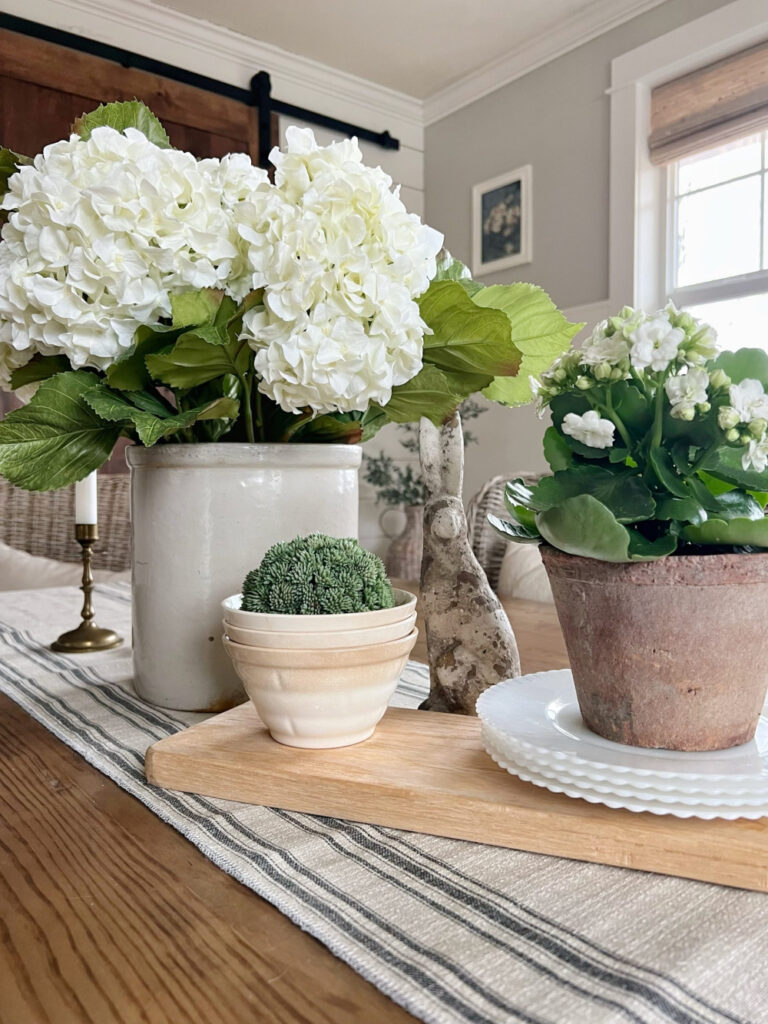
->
[221,589,418,749]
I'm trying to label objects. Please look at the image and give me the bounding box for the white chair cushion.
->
[0,541,130,591]
[497,542,553,603]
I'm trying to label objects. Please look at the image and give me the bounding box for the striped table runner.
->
[1,583,766,1024]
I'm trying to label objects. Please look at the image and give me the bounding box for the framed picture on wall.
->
[472,165,532,276]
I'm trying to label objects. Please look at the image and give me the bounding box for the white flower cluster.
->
[535,304,719,411]
[717,378,768,471]
[0,127,270,385]
[561,410,615,449]
[236,127,443,413]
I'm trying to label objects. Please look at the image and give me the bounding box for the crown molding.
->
[423,0,670,125]
[3,0,425,149]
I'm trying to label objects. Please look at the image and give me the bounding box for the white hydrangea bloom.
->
[628,316,685,373]
[728,379,768,424]
[664,367,709,419]
[0,127,269,377]
[237,127,444,414]
[561,409,615,449]
[743,437,768,473]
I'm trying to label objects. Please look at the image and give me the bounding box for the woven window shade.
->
[649,40,768,165]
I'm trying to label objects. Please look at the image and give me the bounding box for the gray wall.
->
[425,0,732,311]
[425,0,733,501]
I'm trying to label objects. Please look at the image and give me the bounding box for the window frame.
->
[664,134,768,313]
[608,0,768,317]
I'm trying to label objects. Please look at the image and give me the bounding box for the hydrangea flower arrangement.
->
[492,304,768,561]
[0,101,580,491]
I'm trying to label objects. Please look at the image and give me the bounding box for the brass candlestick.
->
[51,524,123,653]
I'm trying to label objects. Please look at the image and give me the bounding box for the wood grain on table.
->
[0,594,566,1024]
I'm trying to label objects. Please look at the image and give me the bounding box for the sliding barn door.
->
[0,27,275,458]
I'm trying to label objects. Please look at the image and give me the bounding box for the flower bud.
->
[610,366,626,381]
[593,362,611,380]
[740,433,752,446]
[552,368,567,383]
[696,402,711,414]
[575,375,593,390]
[678,405,696,421]
[725,428,740,443]
[709,368,730,390]
[718,407,740,430]
[749,418,767,438]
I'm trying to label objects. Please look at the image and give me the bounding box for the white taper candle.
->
[75,471,98,525]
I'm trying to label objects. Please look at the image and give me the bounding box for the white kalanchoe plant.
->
[498,304,768,561]
[0,101,581,491]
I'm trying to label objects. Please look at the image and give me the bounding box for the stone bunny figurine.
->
[419,411,521,714]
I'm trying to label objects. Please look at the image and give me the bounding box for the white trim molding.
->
[423,0,669,125]
[608,0,768,311]
[1,0,425,151]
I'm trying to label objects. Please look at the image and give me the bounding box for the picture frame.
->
[472,164,532,276]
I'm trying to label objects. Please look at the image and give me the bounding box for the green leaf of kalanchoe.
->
[0,371,121,490]
[72,100,172,149]
[535,494,677,562]
[681,516,768,547]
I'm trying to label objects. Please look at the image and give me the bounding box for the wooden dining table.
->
[0,590,568,1024]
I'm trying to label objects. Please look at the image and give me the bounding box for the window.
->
[666,132,768,350]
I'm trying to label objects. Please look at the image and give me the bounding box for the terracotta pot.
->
[540,545,768,751]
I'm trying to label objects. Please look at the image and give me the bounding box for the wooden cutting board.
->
[145,704,768,893]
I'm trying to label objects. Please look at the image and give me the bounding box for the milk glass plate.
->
[476,670,768,785]
[482,726,768,820]
[481,722,768,806]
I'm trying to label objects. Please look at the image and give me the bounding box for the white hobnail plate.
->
[477,670,768,787]
[482,726,768,820]
[224,611,417,649]
[222,588,417,632]
[480,718,768,797]
[481,722,768,807]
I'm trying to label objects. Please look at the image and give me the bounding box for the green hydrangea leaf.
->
[488,512,541,544]
[72,100,171,148]
[360,406,389,443]
[106,324,185,391]
[289,413,364,445]
[713,349,768,388]
[532,465,655,523]
[171,290,226,329]
[146,334,250,389]
[83,386,238,446]
[384,364,463,425]
[0,371,120,490]
[0,146,31,196]
[431,253,484,297]
[419,281,521,378]
[9,355,71,390]
[681,516,768,547]
[475,283,583,407]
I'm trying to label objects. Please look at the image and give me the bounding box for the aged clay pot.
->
[540,545,768,751]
